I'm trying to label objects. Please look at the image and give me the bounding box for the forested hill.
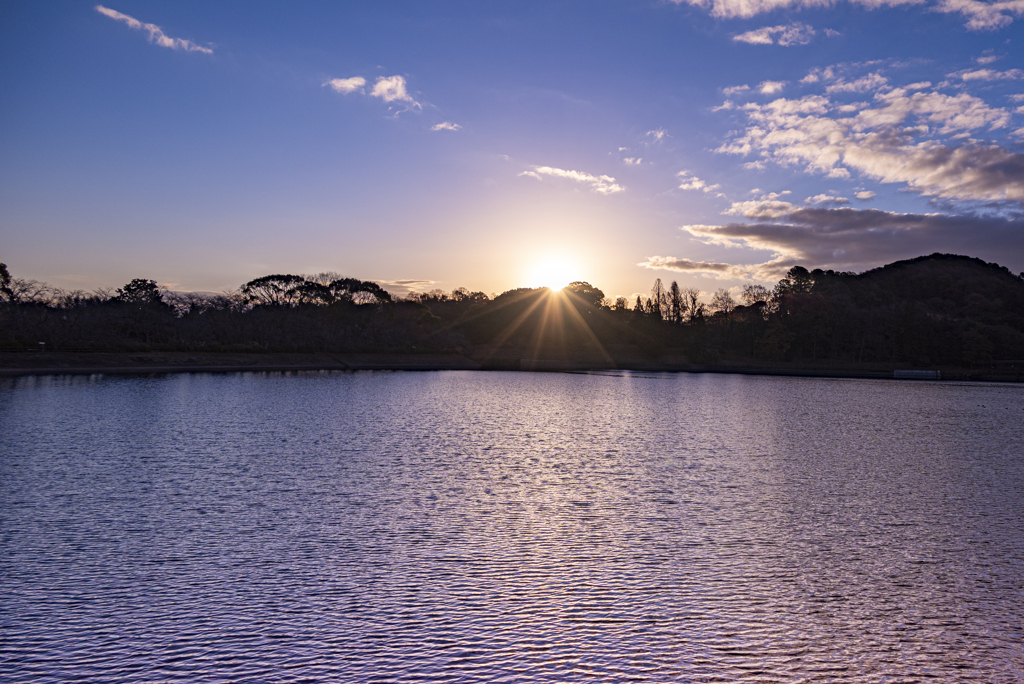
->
[2,253,1023,369]
[742,254,1024,367]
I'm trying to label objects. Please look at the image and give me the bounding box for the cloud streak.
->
[671,0,1024,29]
[733,23,816,46]
[431,121,461,131]
[640,206,1024,280]
[95,5,212,53]
[520,166,624,194]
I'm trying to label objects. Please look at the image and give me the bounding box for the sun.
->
[526,256,578,290]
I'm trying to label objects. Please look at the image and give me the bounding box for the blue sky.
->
[2,0,1023,299]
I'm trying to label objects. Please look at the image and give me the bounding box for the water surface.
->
[2,371,1022,681]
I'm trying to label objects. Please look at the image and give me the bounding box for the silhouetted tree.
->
[115,279,164,306]
[669,281,683,323]
[565,281,605,308]
[710,288,736,315]
[0,263,12,303]
[741,284,771,306]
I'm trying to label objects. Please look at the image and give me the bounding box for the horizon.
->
[3,1,1024,301]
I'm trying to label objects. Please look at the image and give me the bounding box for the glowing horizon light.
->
[526,256,579,291]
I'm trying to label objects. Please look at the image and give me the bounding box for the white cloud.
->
[723,199,798,218]
[371,75,421,109]
[977,53,1001,64]
[825,72,889,93]
[324,77,366,94]
[934,0,1024,30]
[950,68,1024,81]
[624,157,643,165]
[677,171,722,193]
[824,28,842,36]
[95,5,212,53]
[759,80,787,94]
[668,0,922,20]
[670,0,1024,29]
[805,193,849,204]
[733,23,815,46]
[801,66,838,84]
[431,121,461,131]
[855,190,878,199]
[646,128,669,142]
[522,166,625,194]
[724,85,751,95]
[716,84,1023,202]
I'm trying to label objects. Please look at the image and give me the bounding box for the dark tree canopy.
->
[565,281,605,307]
[115,279,164,306]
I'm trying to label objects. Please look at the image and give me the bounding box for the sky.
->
[2,0,1023,300]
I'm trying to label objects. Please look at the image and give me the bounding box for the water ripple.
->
[1,372,1023,681]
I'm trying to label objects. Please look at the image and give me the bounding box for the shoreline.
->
[1,351,1020,382]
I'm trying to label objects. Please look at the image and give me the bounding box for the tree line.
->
[2,254,1023,367]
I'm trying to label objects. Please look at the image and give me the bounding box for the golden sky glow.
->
[525,256,582,291]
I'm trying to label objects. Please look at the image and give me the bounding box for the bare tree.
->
[710,288,736,315]
[741,284,771,306]
[682,287,704,322]
[650,279,665,320]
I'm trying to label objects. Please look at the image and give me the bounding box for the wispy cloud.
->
[825,72,889,93]
[624,157,642,165]
[668,0,922,20]
[723,197,798,219]
[669,0,1024,30]
[646,128,669,142]
[949,67,1024,81]
[95,5,212,53]
[733,23,815,46]
[804,193,849,205]
[934,0,1024,30]
[677,171,723,194]
[638,256,787,281]
[371,75,421,109]
[324,77,366,94]
[375,279,438,297]
[724,85,751,96]
[431,121,461,131]
[520,166,624,194]
[324,74,424,113]
[855,190,877,199]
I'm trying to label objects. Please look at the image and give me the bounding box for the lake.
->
[1,370,1022,682]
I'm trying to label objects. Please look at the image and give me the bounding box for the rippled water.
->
[1,371,1023,682]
